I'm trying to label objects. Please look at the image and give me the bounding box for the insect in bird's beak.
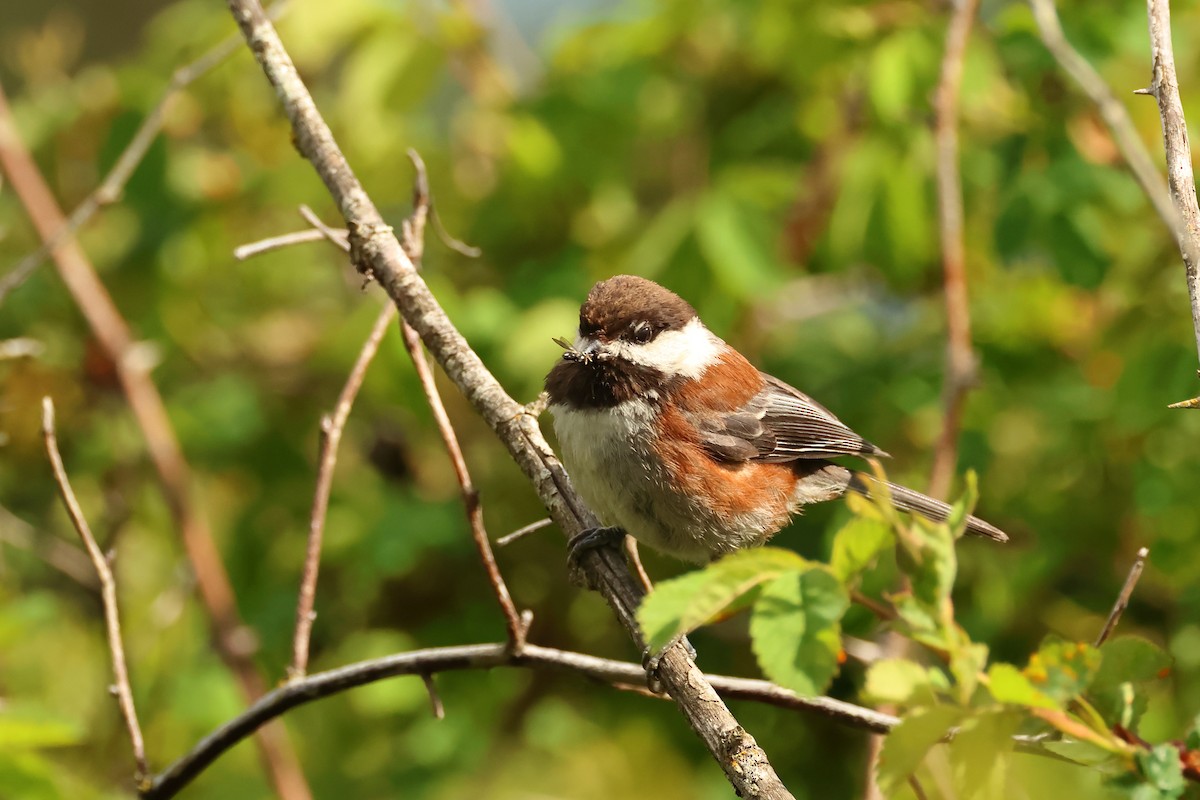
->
[553,336,603,365]
[552,337,581,362]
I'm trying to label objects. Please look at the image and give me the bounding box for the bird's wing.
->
[689,372,888,463]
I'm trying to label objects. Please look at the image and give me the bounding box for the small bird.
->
[545,275,1007,564]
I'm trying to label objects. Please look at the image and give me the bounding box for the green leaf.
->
[863,659,942,706]
[1025,639,1101,703]
[637,548,809,652]
[877,705,965,795]
[987,663,1060,710]
[830,515,893,581]
[948,710,1022,799]
[895,515,957,620]
[945,471,980,541]
[1135,743,1186,799]
[749,566,850,696]
[1040,739,1122,767]
[1089,637,1172,727]
[1093,637,1172,688]
[1186,713,1200,752]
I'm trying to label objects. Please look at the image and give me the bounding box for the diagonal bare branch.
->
[224,1,793,795]
[1029,0,1200,404]
[0,1,289,305]
[289,302,397,679]
[42,397,148,782]
[0,77,312,800]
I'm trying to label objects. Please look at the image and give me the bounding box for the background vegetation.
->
[3,0,1200,797]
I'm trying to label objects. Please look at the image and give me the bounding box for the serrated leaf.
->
[877,705,965,795]
[1089,637,1171,728]
[1025,639,1101,702]
[863,658,941,706]
[637,548,809,652]
[1136,743,1186,798]
[895,515,956,624]
[1093,637,1172,689]
[830,515,892,581]
[987,663,1060,710]
[749,566,849,696]
[892,593,945,646]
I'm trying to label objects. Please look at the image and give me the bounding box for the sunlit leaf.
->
[637,548,809,652]
[987,663,1060,711]
[949,710,1021,799]
[877,705,966,796]
[1089,637,1172,728]
[830,515,892,581]
[1025,639,1101,703]
[863,658,943,706]
[749,566,849,696]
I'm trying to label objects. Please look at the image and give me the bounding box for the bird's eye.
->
[629,322,654,344]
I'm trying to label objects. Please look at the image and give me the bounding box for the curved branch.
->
[143,642,896,799]
[224,1,793,796]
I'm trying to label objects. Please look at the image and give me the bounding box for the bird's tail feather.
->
[846,472,1009,543]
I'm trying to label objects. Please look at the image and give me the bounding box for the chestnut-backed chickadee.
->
[545,275,1007,564]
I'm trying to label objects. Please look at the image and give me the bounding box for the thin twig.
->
[0,79,311,800]
[420,673,445,720]
[297,205,350,249]
[0,1,289,305]
[496,517,553,547]
[143,640,899,799]
[0,504,98,587]
[289,302,397,679]
[234,229,329,260]
[225,1,792,795]
[928,0,981,501]
[1029,0,1200,404]
[430,205,482,257]
[624,536,654,594]
[401,317,527,648]
[1095,547,1150,647]
[41,398,148,782]
[394,151,527,648]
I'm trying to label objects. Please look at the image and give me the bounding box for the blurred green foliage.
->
[3,0,1200,797]
[641,469,1184,796]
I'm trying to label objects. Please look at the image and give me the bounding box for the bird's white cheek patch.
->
[618,318,724,378]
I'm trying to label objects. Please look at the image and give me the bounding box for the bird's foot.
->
[642,635,696,694]
[566,526,626,588]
